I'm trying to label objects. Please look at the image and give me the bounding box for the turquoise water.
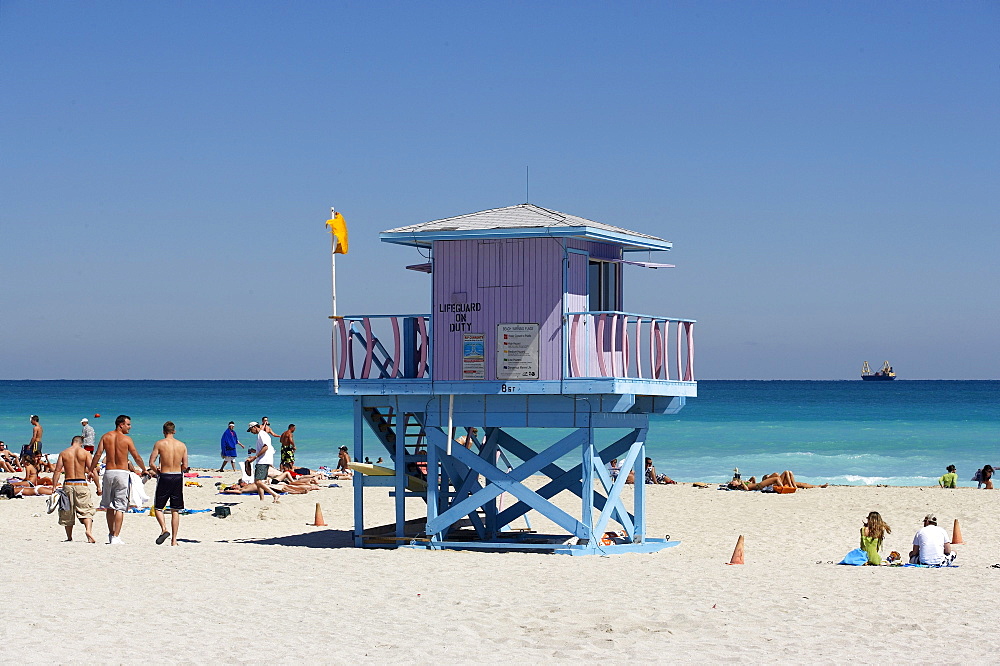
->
[1,380,996,486]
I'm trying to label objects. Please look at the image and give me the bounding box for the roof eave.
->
[380,226,672,252]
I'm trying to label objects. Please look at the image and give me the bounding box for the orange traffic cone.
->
[310,503,327,527]
[727,535,745,565]
[952,519,964,545]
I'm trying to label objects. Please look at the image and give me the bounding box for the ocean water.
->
[0,380,996,486]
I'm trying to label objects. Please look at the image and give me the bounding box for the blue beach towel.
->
[839,548,869,566]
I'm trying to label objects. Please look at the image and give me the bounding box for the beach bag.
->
[839,548,869,566]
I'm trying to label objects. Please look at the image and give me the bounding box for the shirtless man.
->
[51,436,97,543]
[88,414,147,545]
[23,415,43,462]
[148,421,189,546]
[279,424,296,469]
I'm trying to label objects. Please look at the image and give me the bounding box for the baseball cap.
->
[924,514,937,524]
[81,418,89,423]
[247,421,260,432]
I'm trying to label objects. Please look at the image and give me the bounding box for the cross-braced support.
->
[351,395,678,555]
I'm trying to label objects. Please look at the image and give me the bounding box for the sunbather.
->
[337,446,352,474]
[728,470,827,490]
[644,457,675,484]
[221,480,313,495]
[7,472,55,496]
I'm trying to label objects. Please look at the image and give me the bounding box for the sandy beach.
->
[1,473,997,662]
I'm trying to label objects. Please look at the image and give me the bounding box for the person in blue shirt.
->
[219,421,245,472]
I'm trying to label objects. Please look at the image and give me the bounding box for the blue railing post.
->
[403,317,418,378]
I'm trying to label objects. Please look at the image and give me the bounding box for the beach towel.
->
[839,548,869,566]
[128,471,150,507]
[46,488,70,514]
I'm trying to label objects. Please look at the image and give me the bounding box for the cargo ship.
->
[861,360,896,381]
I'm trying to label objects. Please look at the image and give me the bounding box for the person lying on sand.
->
[221,480,315,495]
[7,471,55,496]
[278,464,329,484]
[728,470,828,490]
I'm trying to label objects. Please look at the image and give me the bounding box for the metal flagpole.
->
[330,206,340,395]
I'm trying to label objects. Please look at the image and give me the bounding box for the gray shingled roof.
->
[382,203,667,243]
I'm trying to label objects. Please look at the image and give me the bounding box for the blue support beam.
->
[394,406,405,538]
[353,398,364,547]
[424,427,588,538]
[426,411,439,543]
[493,429,640,530]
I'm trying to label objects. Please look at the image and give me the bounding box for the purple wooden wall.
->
[433,237,564,381]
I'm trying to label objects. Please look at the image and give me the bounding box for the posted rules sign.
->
[462,333,485,380]
[496,323,539,380]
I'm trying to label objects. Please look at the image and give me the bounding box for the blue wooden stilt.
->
[353,398,365,547]
[393,405,405,538]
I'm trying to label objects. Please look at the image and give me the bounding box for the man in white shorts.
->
[88,415,148,545]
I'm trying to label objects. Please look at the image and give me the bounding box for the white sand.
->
[2,473,996,662]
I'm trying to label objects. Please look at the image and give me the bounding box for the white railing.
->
[332,314,431,380]
[565,311,695,381]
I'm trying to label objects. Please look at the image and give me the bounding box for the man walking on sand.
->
[51,436,98,543]
[280,424,296,469]
[88,414,148,545]
[246,422,280,502]
[148,421,189,546]
[219,421,244,472]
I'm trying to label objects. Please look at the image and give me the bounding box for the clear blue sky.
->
[2,2,997,379]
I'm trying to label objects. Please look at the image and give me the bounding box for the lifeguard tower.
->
[333,203,695,555]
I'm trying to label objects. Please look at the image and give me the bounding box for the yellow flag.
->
[325,211,349,254]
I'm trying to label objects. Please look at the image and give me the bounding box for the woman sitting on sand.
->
[860,511,891,565]
[981,465,994,490]
[337,446,352,474]
[644,458,675,485]
[728,470,828,491]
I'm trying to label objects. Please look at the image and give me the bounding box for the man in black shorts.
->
[148,421,189,546]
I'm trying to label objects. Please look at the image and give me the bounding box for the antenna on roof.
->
[525,165,529,204]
